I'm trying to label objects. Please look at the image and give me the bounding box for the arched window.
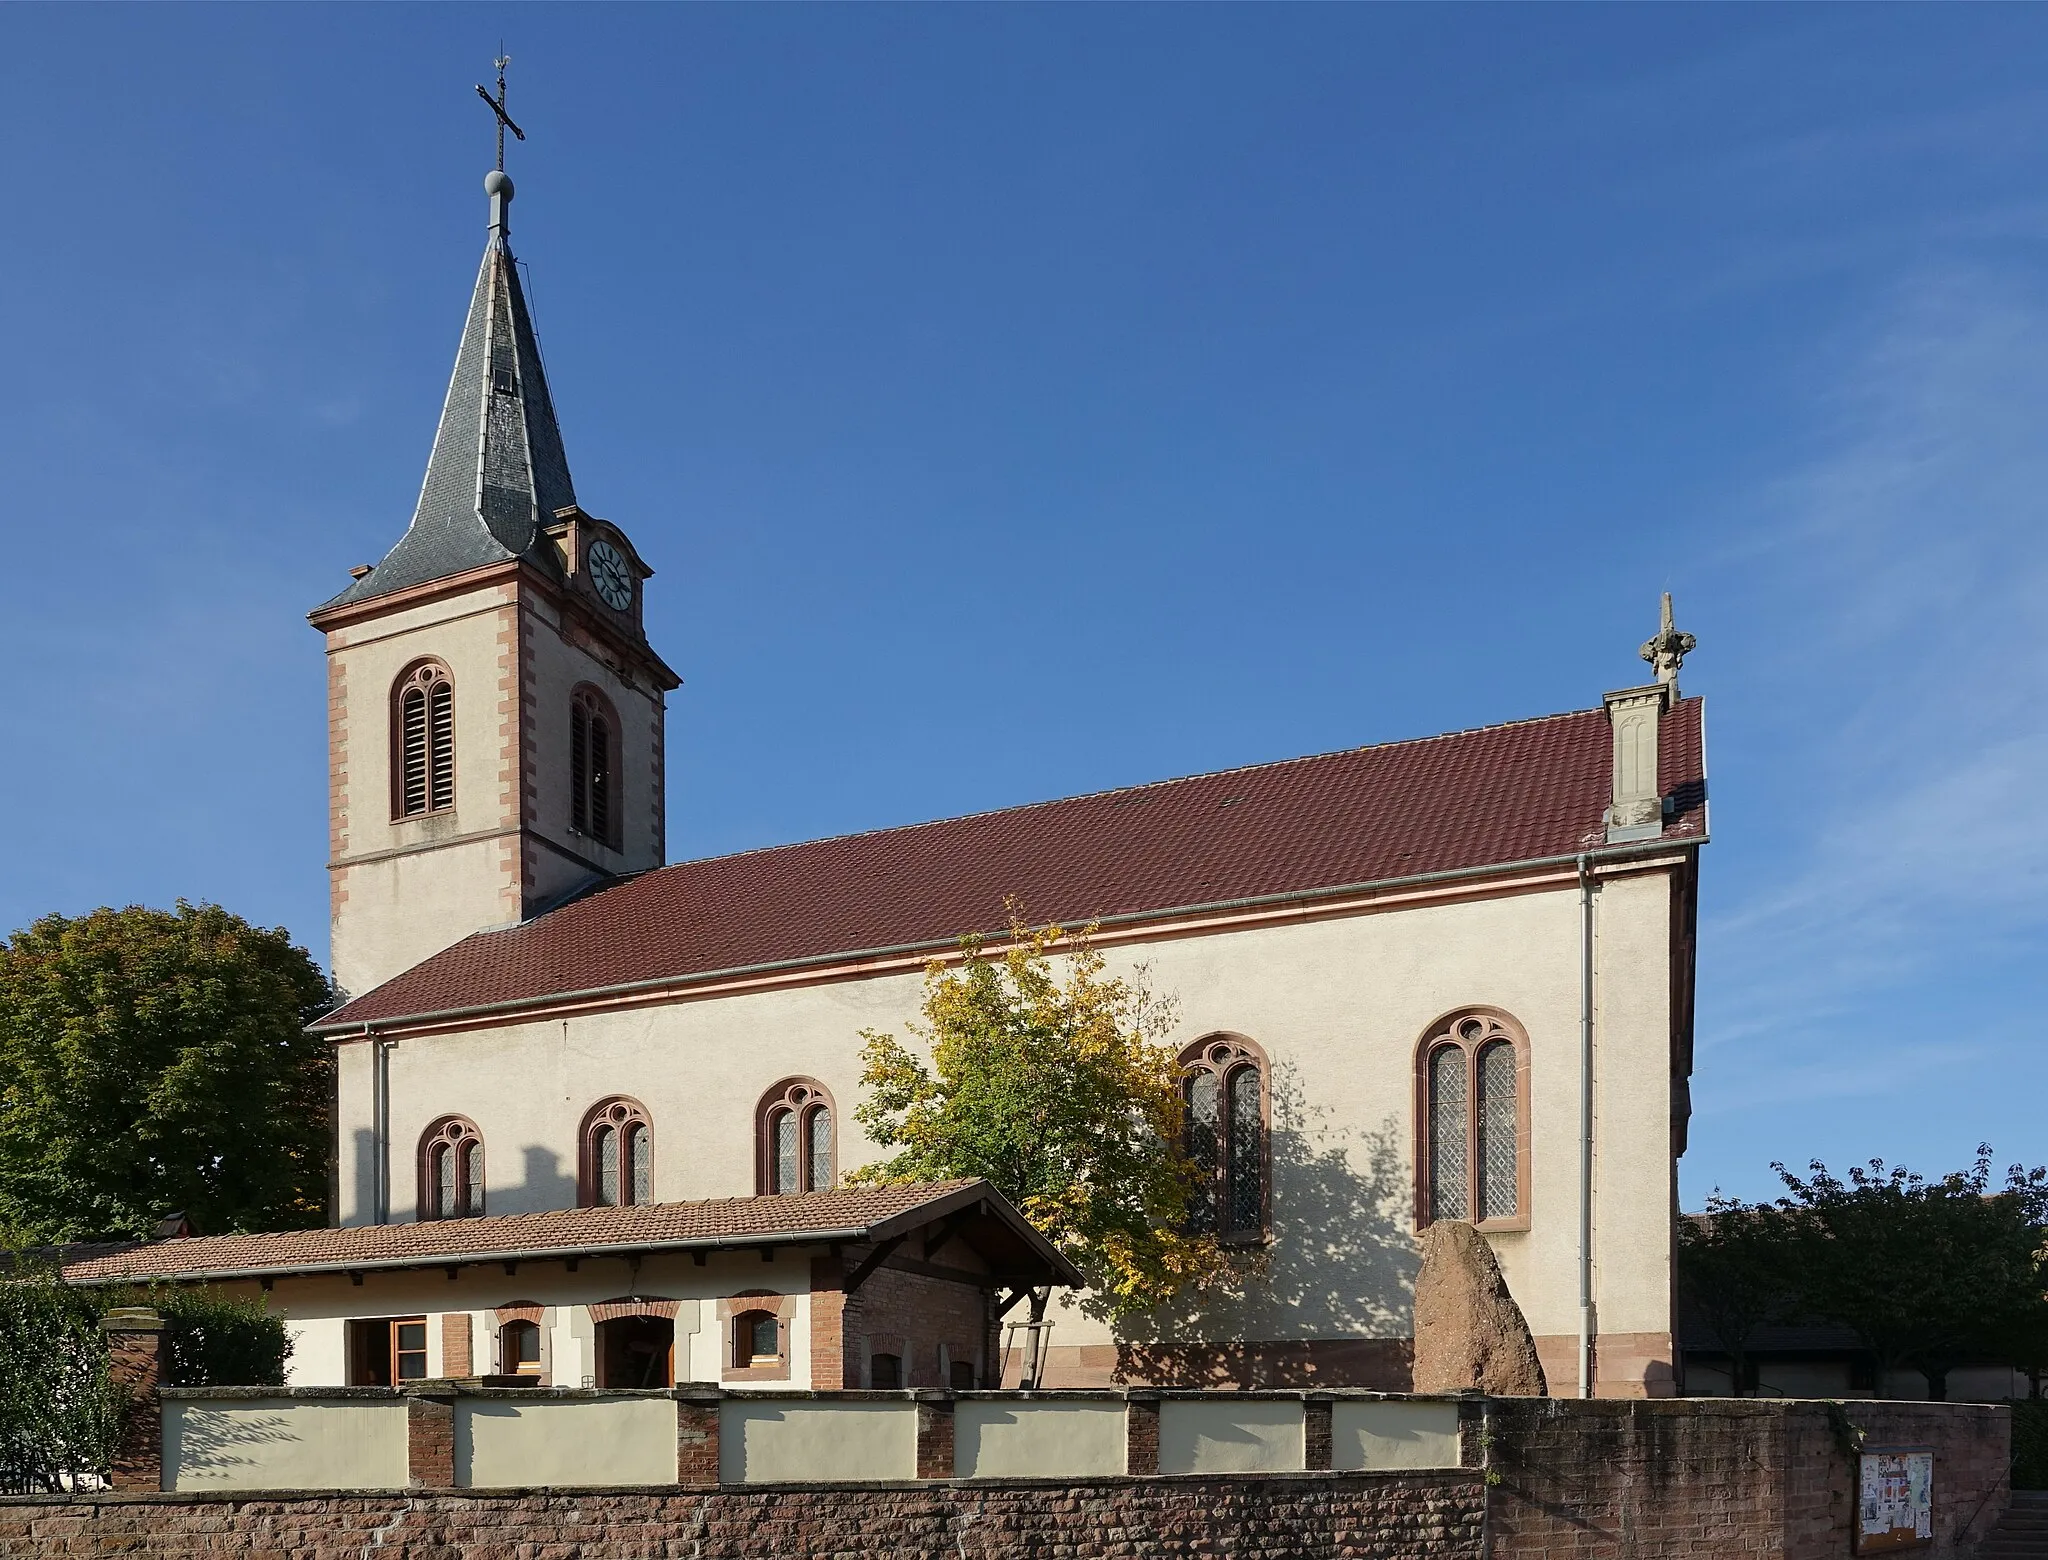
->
[580,1097,652,1208]
[392,661,455,818]
[1179,1034,1268,1242]
[1415,1008,1529,1230]
[569,686,620,849]
[418,1116,484,1219]
[500,1318,542,1377]
[756,1078,835,1195]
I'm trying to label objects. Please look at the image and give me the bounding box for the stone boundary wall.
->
[1,1399,2010,1559]
[1488,1398,2010,1559]
[4,1475,1491,1560]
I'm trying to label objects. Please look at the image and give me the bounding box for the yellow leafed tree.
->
[848,909,1229,1321]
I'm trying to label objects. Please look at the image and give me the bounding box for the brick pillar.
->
[810,1252,850,1390]
[1126,1393,1161,1476]
[404,1389,457,1488]
[677,1388,722,1486]
[101,1307,166,1492]
[1304,1396,1333,1472]
[916,1393,956,1480]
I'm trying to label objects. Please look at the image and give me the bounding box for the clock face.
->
[586,539,634,612]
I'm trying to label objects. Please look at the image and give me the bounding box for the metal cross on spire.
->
[475,53,526,173]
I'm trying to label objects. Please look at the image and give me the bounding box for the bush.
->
[2013,1398,2048,1491]
[0,1271,121,1493]
[143,1286,291,1388]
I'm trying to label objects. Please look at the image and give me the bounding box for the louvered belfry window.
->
[395,662,455,817]
[1417,1010,1527,1229]
[757,1078,836,1195]
[569,687,618,848]
[1179,1035,1269,1242]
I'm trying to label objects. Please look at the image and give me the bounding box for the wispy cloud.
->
[1695,266,2048,1102]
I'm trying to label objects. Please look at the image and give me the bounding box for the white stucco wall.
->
[953,1399,1128,1478]
[459,1395,679,1487]
[1331,1399,1462,1470]
[1157,1398,1305,1473]
[332,863,1683,1389]
[720,1399,919,1483]
[164,1397,409,1491]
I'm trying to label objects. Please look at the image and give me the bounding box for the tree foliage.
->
[0,902,336,1242]
[0,1266,121,1493]
[1676,1196,1798,1394]
[1769,1148,2048,1400]
[848,914,1228,1319]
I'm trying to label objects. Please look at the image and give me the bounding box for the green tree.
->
[849,913,1228,1323]
[1772,1148,2048,1401]
[1676,1196,1799,1396]
[0,902,335,1242]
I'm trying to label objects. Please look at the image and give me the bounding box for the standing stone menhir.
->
[1410,1220,1548,1396]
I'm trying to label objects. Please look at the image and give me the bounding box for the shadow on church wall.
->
[502,1146,577,1217]
[1111,1062,1419,1388]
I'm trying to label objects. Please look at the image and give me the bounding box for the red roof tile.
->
[324,699,1705,1028]
[58,1180,1079,1285]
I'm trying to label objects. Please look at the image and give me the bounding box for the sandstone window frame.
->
[579,1096,652,1208]
[417,1115,485,1220]
[1178,1032,1271,1245]
[718,1291,794,1383]
[1412,1006,1531,1234]
[756,1077,836,1195]
[568,683,622,850]
[390,659,456,820]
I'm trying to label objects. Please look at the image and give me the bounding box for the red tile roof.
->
[59,1179,1079,1285]
[323,699,1704,1029]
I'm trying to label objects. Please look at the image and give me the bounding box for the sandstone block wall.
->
[0,1475,1489,1560]
[1488,1397,2009,1559]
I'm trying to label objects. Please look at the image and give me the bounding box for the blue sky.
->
[1,6,2042,1207]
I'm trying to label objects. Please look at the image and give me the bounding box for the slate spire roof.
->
[316,171,576,611]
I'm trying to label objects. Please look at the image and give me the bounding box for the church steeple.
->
[319,170,577,611]
[309,150,675,1003]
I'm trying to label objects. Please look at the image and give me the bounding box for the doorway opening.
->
[596,1315,674,1387]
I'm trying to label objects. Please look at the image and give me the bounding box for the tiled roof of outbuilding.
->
[322,698,1705,1030]
[59,1180,1078,1286]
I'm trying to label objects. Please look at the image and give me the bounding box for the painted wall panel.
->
[954,1400,1127,1478]
[164,1398,409,1491]
[1331,1400,1462,1470]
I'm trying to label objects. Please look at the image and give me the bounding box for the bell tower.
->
[309,168,680,1001]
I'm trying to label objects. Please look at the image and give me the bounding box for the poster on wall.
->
[1858,1447,1934,1553]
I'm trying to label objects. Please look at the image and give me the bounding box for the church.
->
[62,165,1707,1401]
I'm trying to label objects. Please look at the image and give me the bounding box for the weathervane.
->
[475,53,526,173]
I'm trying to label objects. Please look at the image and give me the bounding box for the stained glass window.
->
[1228,1066,1263,1234]
[773,1111,798,1194]
[596,1124,619,1207]
[629,1124,650,1205]
[1477,1040,1518,1221]
[1428,1045,1470,1222]
[807,1107,834,1191]
[1185,1070,1220,1234]
[757,1081,836,1196]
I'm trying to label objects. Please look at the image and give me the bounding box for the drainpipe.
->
[1577,853,1596,1399]
[370,1030,392,1225]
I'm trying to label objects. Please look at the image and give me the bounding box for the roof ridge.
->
[550,702,1616,898]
